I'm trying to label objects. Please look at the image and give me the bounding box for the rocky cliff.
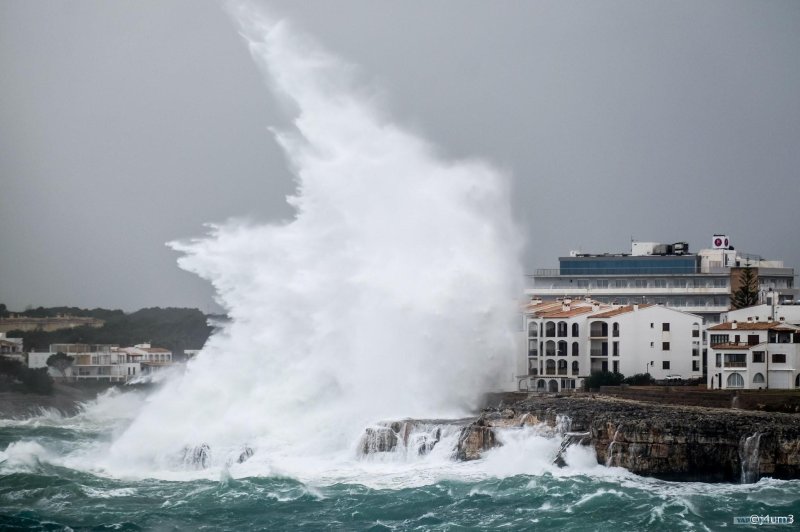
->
[484,395,800,483]
[359,395,800,483]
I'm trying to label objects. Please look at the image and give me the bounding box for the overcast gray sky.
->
[2,0,798,312]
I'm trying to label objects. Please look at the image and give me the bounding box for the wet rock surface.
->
[486,394,800,482]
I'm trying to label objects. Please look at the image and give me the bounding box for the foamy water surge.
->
[84,2,524,480]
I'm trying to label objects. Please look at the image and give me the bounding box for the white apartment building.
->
[28,342,173,382]
[707,321,800,390]
[518,298,703,392]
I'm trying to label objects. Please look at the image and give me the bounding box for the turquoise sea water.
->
[2,415,799,531]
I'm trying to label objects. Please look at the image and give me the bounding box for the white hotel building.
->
[28,342,173,382]
[526,236,795,326]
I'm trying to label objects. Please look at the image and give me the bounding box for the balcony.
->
[724,362,747,368]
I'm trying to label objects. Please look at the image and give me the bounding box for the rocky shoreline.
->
[481,394,800,482]
[361,394,800,483]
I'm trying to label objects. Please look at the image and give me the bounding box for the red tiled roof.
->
[590,304,653,319]
[708,322,785,331]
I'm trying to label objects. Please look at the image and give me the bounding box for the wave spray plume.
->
[106,2,523,477]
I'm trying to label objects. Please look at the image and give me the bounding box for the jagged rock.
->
[182,443,210,469]
[237,447,254,464]
[454,424,499,460]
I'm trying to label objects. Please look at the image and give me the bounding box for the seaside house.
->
[707,320,800,390]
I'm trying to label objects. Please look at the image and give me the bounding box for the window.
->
[753,373,765,385]
[654,279,667,288]
[612,341,619,357]
[716,353,721,367]
[710,334,729,346]
[596,279,609,288]
[612,322,620,337]
[635,279,648,288]
[692,360,700,371]
[614,280,627,288]
[692,347,699,357]
[545,322,556,337]
[650,323,654,329]
[692,325,700,338]
[577,280,589,288]
[727,373,744,388]
[752,351,765,363]
[545,341,555,356]
[572,342,579,357]
[613,361,619,373]
[724,353,746,367]
[662,323,670,332]
[662,342,670,351]
[662,361,670,370]
[557,341,568,356]
[772,354,787,364]
[571,323,579,337]
[572,361,579,374]
[528,322,538,337]
[747,335,759,346]
[528,340,538,356]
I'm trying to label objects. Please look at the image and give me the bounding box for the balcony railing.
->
[724,362,747,368]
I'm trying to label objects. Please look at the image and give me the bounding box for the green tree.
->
[46,352,74,377]
[731,265,759,309]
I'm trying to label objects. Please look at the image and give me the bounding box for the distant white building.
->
[723,304,800,326]
[0,332,24,355]
[519,298,703,392]
[707,321,800,390]
[27,342,173,382]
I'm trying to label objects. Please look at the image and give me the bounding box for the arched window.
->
[558,359,568,374]
[572,361,579,374]
[545,322,556,337]
[572,342,579,357]
[572,323,579,337]
[612,322,620,337]
[557,321,568,337]
[727,373,744,389]
[545,341,555,357]
[753,373,765,384]
[548,379,558,392]
[545,359,556,375]
[557,340,568,356]
[537,379,546,391]
[796,374,800,388]
[590,321,608,337]
[528,321,538,337]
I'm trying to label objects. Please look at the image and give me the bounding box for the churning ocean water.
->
[1,397,799,531]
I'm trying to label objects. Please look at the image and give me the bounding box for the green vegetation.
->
[623,373,654,385]
[46,352,74,377]
[3,306,215,359]
[0,358,53,394]
[731,265,759,309]
[585,371,625,389]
